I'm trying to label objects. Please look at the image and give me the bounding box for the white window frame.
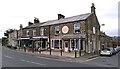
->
[74,23,80,33]
[51,39,62,49]
[40,28,44,36]
[55,26,59,35]
[93,27,95,34]
[26,30,29,36]
[33,29,36,36]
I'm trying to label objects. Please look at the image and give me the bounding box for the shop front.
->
[17,37,30,49]
[30,36,48,50]
[61,34,85,53]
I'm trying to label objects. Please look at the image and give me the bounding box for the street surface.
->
[1,45,119,68]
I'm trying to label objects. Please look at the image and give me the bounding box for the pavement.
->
[8,47,99,63]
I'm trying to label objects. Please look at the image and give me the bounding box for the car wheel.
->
[110,53,112,56]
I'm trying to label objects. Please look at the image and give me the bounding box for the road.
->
[1,45,119,68]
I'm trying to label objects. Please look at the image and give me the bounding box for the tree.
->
[4,29,14,38]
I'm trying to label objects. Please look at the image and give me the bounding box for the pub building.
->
[18,3,100,55]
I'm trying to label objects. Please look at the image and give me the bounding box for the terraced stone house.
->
[17,3,101,55]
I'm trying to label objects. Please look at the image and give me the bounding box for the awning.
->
[17,38,30,40]
[61,34,85,40]
[32,36,48,39]
[30,36,48,41]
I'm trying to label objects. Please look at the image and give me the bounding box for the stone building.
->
[8,30,18,48]
[100,31,113,49]
[17,3,101,55]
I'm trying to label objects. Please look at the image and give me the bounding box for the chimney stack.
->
[34,17,40,23]
[20,24,23,30]
[91,3,96,14]
[28,21,33,26]
[58,14,65,20]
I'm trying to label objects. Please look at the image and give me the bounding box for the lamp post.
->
[75,39,77,58]
[61,45,62,56]
[99,24,105,52]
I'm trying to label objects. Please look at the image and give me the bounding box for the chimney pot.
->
[28,22,33,26]
[20,24,23,30]
[91,3,96,14]
[58,14,65,20]
[34,17,40,23]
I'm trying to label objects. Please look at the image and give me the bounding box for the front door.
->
[64,41,69,52]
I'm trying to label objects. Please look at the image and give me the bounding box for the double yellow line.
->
[36,56,99,63]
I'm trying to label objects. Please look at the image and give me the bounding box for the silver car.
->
[100,48,115,56]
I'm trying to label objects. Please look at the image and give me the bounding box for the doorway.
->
[64,41,69,52]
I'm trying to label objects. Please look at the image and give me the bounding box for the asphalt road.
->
[2,46,99,67]
[83,51,120,67]
[1,46,120,68]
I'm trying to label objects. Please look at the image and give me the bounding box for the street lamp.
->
[100,24,105,31]
[100,24,105,52]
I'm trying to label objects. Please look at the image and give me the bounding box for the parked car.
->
[100,48,115,56]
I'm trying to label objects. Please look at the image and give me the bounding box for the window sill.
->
[74,32,80,34]
[55,34,59,36]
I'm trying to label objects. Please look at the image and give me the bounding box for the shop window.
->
[76,39,79,50]
[52,40,62,49]
[60,40,62,49]
[81,40,85,50]
[71,40,75,50]
[74,23,80,33]
[54,40,59,49]
[55,26,59,35]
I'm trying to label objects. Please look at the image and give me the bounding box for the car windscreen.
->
[102,48,110,51]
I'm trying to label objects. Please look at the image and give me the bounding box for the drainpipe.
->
[49,25,51,55]
[79,39,81,56]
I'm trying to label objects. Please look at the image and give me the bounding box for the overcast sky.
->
[0,0,119,38]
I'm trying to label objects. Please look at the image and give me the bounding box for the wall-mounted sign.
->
[62,26,69,34]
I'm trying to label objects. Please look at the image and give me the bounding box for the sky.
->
[0,0,119,38]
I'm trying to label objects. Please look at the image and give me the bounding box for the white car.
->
[100,48,115,56]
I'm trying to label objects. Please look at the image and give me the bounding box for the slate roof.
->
[24,13,92,28]
[40,13,92,26]
[23,23,44,29]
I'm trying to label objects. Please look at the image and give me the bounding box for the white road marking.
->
[4,55,13,59]
[20,59,46,66]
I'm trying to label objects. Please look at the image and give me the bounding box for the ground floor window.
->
[70,39,80,50]
[51,39,62,49]
[71,39,75,50]
[92,40,95,52]
[54,40,59,49]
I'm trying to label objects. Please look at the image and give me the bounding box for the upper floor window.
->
[74,23,80,33]
[40,28,44,36]
[33,29,36,36]
[26,30,29,36]
[93,27,95,34]
[55,26,59,35]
